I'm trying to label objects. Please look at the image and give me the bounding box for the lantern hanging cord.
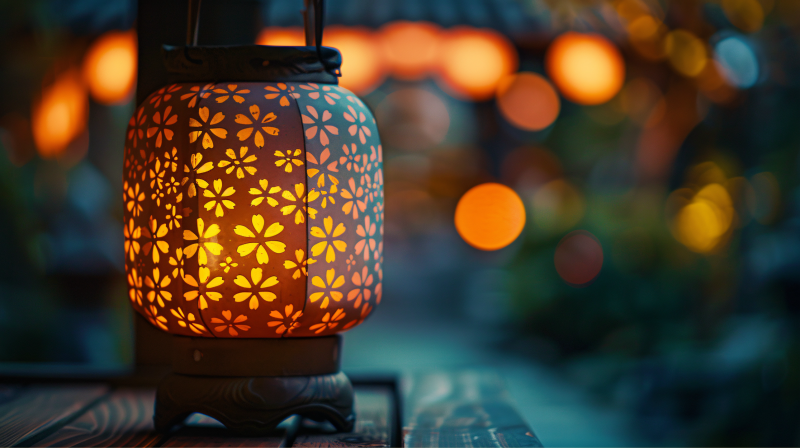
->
[187,0,201,46]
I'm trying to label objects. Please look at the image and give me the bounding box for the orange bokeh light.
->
[496,72,560,131]
[455,183,526,250]
[256,27,305,46]
[83,30,137,105]
[323,26,385,95]
[32,70,88,159]
[554,230,603,285]
[379,21,442,80]
[545,32,625,105]
[437,27,518,101]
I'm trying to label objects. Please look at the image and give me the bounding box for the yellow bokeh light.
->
[256,27,305,46]
[83,30,137,105]
[32,70,88,159]
[496,72,560,131]
[672,183,734,253]
[379,21,442,80]
[437,27,518,101]
[455,183,526,251]
[722,0,764,32]
[664,30,707,77]
[545,32,625,105]
[323,26,385,95]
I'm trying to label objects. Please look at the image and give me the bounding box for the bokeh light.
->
[379,21,441,80]
[626,15,668,60]
[323,26,385,95]
[664,29,707,77]
[545,32,625,105]
[671,183,734,253]
[437,27,518,101]
[530,179,585,234]
[375,87,449,151]
[554,230,603,286]
[32,70,88,159]
[82,30,137,105]
[496,72,560,131]
[722,0,764,33]
[256,27,304,46]
[455,183,526,250]
[714,36,759,89]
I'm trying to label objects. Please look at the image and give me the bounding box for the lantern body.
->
[123,81,383,339]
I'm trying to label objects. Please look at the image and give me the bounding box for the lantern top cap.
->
[162,44,342,85]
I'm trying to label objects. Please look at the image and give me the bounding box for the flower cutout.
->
[126,182,144,217]
[144,305,168,331]
[268,305,303,335]
[189,106,227,149]
[168,248,186,279]
[124,218,141,262]
[219,256,238,273]
[163,177,182,201]
[345,254,356,271]
[203,179,236,217]
[344,105,371,144]
[264,83,299,106]
[284,249,316,279]
[310,216,347,263]
[249,179,282,207]
[218,147,257,179]
[343,303,373,330]
[274,149,304,173]
[184,218,223,265]
[355,215,377,261]
[142,218,170,264]
[145,267,172,308]
[375,282,382,304]
[149,84,181,108]
[340,177,366,219]
[281,183,319,224]
[302,105,338,146]
[180,83,214,108]
[347,266,373,308]
[212,311,250,336]
[339,143,361,172]
[127,268,143,306]
[234,214,286,265]
[310,268,345,309]
[235,105,278,148]
[213,84,250,103]
[233,267,279,310]
[182,153,214,198]
[171,307,206,334]
[307,148,339,208]
[127,106,147,147]
[309,309,345,334]
[299,83,341,104]
[146,106,177,148]
[183,266,224,310]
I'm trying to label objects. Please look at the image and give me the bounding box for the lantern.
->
[124,0,383,434]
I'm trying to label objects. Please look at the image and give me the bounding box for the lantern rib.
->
[292,92,310,339]
[192,95,215,339]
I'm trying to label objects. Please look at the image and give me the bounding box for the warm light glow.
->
[32,70,88,158]
[379,21,441,80]
[530,179,585,234]
[256,27,305,46]
[437,27,518,101]
[722,0,764,32]
[554,230,603,286]
[83,30,137,105]
[496,72,560,131]
[664,30,707,77]
[455,183,526,250]
[545,32,625,105]
[672,183,734,253]
[375,87,450,151]
[323,27,385,95]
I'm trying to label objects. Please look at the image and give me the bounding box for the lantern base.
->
[153,371,355,435]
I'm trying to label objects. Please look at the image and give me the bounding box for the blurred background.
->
[2,0,800,445]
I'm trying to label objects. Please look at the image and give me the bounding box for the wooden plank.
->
[402,371,543,447]
[291,387,393,447]
[31,388,160,447]
[0,385,108,447]
[160,413,297,447]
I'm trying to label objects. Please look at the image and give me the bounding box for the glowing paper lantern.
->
[256,27,305,46]
[545,32,625,105]
[83,30,137,105]
[437,27,518,101]
[323,26,385,95]
[455,183,526,250]
[379,21,442,80]
[32,70,88,159]
[496,72,560,131]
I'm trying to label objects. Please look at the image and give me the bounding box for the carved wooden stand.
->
[153,335,355,435]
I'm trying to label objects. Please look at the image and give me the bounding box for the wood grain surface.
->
[0,385,108,447]
[292,387,393,447]
[160,413,298,447]
[402,371,543,447]
[31,388,160,447]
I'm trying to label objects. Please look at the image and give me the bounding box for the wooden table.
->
[0,371,542,447]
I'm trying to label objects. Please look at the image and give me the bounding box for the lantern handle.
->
[303,0,340,77]
[187,0,201,46]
